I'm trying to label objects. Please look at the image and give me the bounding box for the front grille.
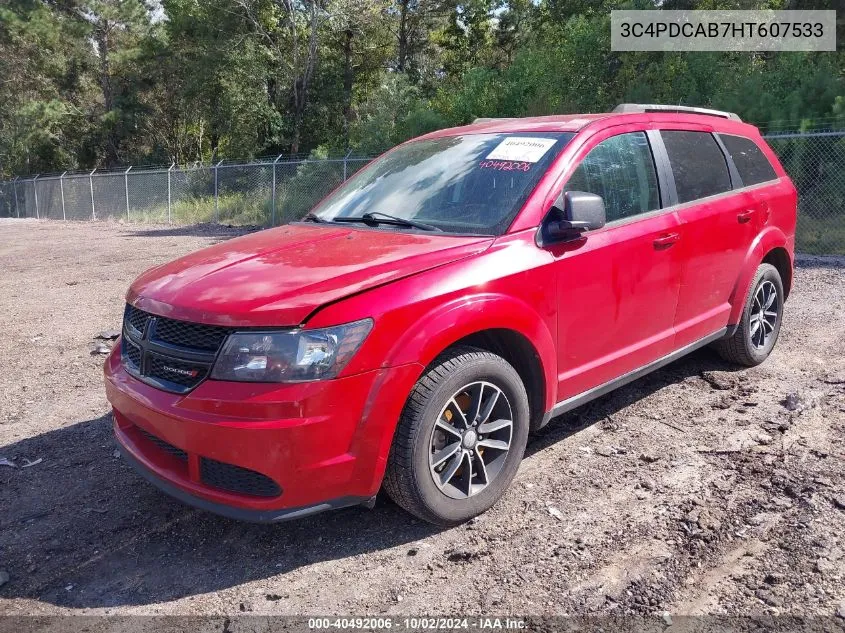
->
[127,306,149,334]
[121,304,232,393]
[137,427,188,461]
[200,458,281,498]
[155,318,231,352]
[123,338,142,369]
[149,353,210,388]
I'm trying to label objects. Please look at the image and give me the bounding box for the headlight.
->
[210,318,373,383]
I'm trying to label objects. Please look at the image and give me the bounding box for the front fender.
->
[318,290,558,497]
[382,292,558,411]
[305,233,558,487]
[728,226,790,324]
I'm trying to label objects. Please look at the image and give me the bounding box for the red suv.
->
[105,104,796,526]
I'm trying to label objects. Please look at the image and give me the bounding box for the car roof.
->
[416,111,762,141]
[418,114,614,138]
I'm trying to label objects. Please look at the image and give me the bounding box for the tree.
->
[437,0,496,78]
[73,0,154,166]
[235,0,327,154]
[348,74,446,154]
[391,0,447,84]
[0,1,95,178]
[324,0,393,151]
[493,0,534,68]
[1,0,843,179]
[154,0,275,162]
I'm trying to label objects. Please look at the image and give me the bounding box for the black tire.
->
[713,263,784,367]
[383,346,530,526]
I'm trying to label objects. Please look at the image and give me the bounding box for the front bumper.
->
[104,345,422,521]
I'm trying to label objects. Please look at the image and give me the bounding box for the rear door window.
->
[564,131,660,222]
[661,131,732,204]
[718,134,778,186]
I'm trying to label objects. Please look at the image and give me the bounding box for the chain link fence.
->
[763,131,845,256]
[1,131,843,255]
[0,155,374,228]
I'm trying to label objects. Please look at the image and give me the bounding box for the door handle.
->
[737,210,756,224]
[653,233,680,248]
[654,233,680,248]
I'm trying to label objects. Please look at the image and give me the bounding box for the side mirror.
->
[546,191,606,242]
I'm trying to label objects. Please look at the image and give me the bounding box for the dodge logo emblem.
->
[161,365,199,378]
[162,365,199,378]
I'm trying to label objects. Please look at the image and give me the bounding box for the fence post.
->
[59,171,67,221]
[343,149,353,181]
[214,159,223,223]
[12,176,19,218]
[167,162,174,224]
[89,168,97,220]
[32,175,40,219]
[272,154,284,226]
[124,166,132,221]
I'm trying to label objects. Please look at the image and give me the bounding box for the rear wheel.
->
[383,346,529,526]
[714,263,784,367]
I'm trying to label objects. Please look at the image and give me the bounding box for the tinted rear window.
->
[661,131,732,204]
[719,134,778,186]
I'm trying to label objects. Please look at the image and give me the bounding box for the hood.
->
[127,223,493,327]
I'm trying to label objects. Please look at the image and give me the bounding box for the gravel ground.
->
[0,218,843,621]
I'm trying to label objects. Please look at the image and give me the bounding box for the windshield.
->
[311,132,574,235]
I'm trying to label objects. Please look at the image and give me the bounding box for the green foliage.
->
[275,154,346,223]
[796,215,845,256]
[349,74,448,154]
[132,192,273,226]
[768,134,845,255]
[0,2,94,175]
[1,0,843,180]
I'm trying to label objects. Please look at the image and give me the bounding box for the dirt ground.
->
[0,218,843,621]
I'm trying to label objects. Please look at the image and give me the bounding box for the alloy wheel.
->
[428,381,514,500]
[749,279,779,350]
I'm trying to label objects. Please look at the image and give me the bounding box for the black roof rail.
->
[613,104,741,122]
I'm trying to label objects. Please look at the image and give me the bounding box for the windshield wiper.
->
[332,211,443,232]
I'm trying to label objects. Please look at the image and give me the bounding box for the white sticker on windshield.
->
[486,137,557,163]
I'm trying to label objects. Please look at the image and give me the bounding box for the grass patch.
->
[130,192,273,226]
[796,213,845,256]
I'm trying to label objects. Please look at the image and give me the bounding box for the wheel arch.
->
[346,292,557,497]
[762,246,792,299]
[728,227,792,325]
[382,293,558,427]
[447,329,546,432]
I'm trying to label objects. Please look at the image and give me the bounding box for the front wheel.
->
[383,346,530,526]
[714,263,784,367]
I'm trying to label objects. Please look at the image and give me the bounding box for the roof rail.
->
[472,117,516,124]
[613,104,741,121]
